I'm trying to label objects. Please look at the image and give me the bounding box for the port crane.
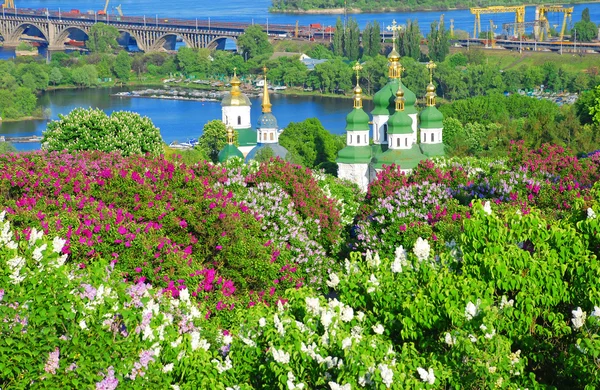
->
[470,5,526,38]
[2,0,15,8]
[98,0,109,15]
[536,5,573,41]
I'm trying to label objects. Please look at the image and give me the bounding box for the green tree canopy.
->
[237,25,273,62]
[42,108,164,157]
[87,23,120,53]
[399,19,422,61]
[427,19,450,62]
[114,50,132,81]
[571,8,598,42]
[197,120,239,163]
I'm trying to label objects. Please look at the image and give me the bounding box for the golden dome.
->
[222,68,251,107]
[395,83,405,111]
[426,82,436,93]
[388,48,400,62]
[354,84,362,94]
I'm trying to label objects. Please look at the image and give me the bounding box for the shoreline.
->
[269,0,599,14]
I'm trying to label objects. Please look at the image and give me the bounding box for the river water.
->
[2,87,370,151]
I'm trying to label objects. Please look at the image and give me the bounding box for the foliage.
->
[197,120,239,163]
[427,19,450,62]
[0,87,38,119]
[16,41,35,52]
[571,8,598,42]
[362,21,382,58]
[114,51,132,82]
[42,108,164,157]
[87,23,120,53]
[398,19,422,61]
[279,118,341,173]
[71,65,99,87]
[0,142,16,153]
[237,25,273,62]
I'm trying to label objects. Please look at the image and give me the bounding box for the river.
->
[2,87,370,151]
[7,0,600,35]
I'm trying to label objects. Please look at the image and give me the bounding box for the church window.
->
[431,133,434,142]
[237,116,241,125]
[396,138,400,147]
[383,124,388,142]
[349,135,352,144]
[405,137,408,147]
[357,135,361,144]
[270,133,274,141]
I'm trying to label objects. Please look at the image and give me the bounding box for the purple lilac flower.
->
[96,366,119,390]
[0,289,4,302]
[44,347,60,375]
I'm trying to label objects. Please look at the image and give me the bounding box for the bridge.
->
[456,38,600,53]
[0,8,299,52]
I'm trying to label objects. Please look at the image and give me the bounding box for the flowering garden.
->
[1,141,599,389]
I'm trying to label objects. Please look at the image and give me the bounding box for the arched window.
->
[237,116,241,125]
[431,133,434,142]
[405,138,408,147]
[383,124,388,142]
[396,138,400,147]
[270,133,274,141]
[349,135,352,145]
[357,135,361,144]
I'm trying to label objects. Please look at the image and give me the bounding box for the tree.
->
[427,19,450,62]
[306,44,334,59]
[344,17,360,61]
[197,120,239,163]
[399,19,422,61]
[49,67,63,86]
[571,8,598,42]
[279,118,341,173]
[237,25,273,62]
[114,50,132,81]
[71,65,99,87]
[0,141,17,154]
[43,108,164,157]
[362,23,373,58]
[254,146,275,162]
[587,85,600,125]
[332,17,344,57]
[369,21,382,57]
[87,23,120,53]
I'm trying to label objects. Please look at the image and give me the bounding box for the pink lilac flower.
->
[96,366,119,390]
[44,347,60,374]
[0,289,4,302]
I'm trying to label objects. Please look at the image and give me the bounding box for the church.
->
[217,67,289,163]
[336,45,445,191]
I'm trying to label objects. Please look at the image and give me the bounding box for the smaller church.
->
[218,67,289,163]
[337,24,445,191]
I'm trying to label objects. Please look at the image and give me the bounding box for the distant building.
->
[220,69,257,156]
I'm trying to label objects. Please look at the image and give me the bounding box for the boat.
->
[168,138,198,150]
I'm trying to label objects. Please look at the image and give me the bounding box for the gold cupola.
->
[352,61,364,109]
[261,66,272,113]
[395,67,406,112]
[425,60,437,107]
[221,67,251,107]
[386,19,402,79]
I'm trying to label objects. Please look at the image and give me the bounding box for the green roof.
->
[345,108,370,131]
[419,106,444,129]
[387,111,413,135]
[371,144,426,170]
[336,145,372,164]
[372,80,417,116]
[218,144,244,162]
[420,143,446,158]
[236,128,257,147]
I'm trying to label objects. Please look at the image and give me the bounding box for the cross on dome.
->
[352,61,363,85]
[426,61,437,84]
[386,19,401,44]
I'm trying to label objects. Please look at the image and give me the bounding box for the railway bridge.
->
[0,8,297,52]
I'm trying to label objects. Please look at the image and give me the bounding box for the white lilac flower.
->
[79,320,88,330]
[482,201,492,215]
[367,274,379,294]
[572,307,587,329]
[444,332,456,346]
[222,335,233,345]
[465,301,480,321]
[190,332,201,350]
[259,317,267,327]
[468,334,477,343]
[274,314,286,336]
[29,227,43,246]
[592,306,600,318]
[356,311,365,322]
[287,371,305,390]
[484,329,496,339]
[367,251,381,268]
[329,382,351,390]
[509,350,521,365]
[326,273,340,288]
[372,324,384,335]
[211,356,233,373]
[320,310,334,328]
[162,363,174,373]
[179,288,190,302]
[417,367,435,385]
[587,208,597,219]
[340,306,354,323]
[170,337,182,348]
[341,337,352,350]
[391,245,408,273]
[272,347,290,364]
[33,244,47,262]
[499,296,514,309]
[305,297,321,316]
[413,237,430,262]
[52,236,66,253]
[379,363,393,388]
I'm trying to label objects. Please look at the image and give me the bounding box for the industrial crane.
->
[2,0,15,8]
[536,5,573,42]
[116,4,123,17]
[98,0,109,15]
[470,5,526,38]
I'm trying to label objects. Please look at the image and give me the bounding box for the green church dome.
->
[218,144,244,163]
[419,106,444,129]
[387,111,413,134]
[336,145,372,164]
[345,108,370,131]
[372,80,417,116]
